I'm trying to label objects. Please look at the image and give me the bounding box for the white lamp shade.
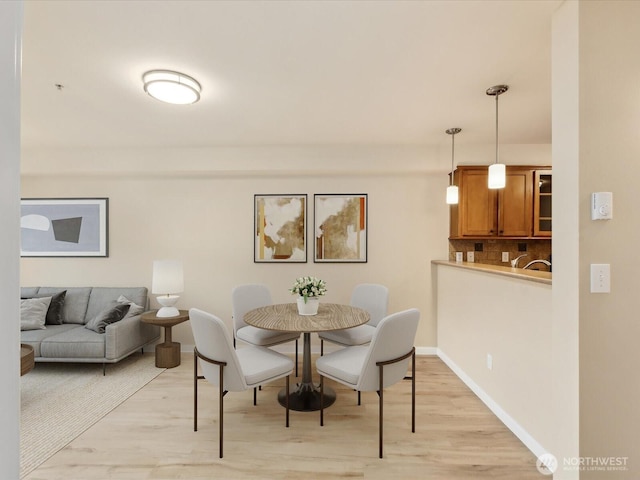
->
[488,163,506,189]
[152,260,184,294]
[446,185,459,205]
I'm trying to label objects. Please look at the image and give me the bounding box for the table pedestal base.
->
[155,341,181,368]
[278,384,336,412]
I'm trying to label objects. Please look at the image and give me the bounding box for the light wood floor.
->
[24,353,548,479]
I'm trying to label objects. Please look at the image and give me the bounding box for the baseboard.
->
[436,348,548,459]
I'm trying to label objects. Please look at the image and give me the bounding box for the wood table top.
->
[141,310,190,327]
[244,303,370,333]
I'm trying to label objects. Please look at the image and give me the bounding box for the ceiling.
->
[21,0,562,151]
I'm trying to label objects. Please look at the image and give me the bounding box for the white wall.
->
[436,264,553,458]
[21,146,457,350]
[550,1,580,477]
[578,2,640,477]
[0,2,22,478]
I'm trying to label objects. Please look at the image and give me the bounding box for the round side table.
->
[141,310,189,368]
[21,344,35,376]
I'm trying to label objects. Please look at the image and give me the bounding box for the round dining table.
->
[243,302,370,412]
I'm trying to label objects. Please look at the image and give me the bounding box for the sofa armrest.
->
[104,314,160,360]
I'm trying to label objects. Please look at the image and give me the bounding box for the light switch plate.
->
[502,252,509,262]
[590,264,611,293]
[467,251,474,263]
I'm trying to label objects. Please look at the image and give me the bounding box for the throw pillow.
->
[20,296,52,331]
[21,290,67,325]
[117,295,145,318]
[85,303,131,334]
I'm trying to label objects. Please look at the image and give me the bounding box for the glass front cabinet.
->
[533,170,552,237]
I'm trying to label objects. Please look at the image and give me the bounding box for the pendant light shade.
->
[488,163,506,189]
[143,70,201,105]
[486,85,508,189]
[445,128,461,205]
[446,185,459,205]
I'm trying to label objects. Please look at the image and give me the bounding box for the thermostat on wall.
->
[591,192,613,220]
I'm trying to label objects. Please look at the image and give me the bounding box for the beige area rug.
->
[20,354,164,478]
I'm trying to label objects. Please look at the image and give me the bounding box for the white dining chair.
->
[190,308,294,458]
[318,283,389,355]
[232,284,300,376]
[316,308,419,458]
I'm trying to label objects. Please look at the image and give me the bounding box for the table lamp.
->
[152,260,184,317]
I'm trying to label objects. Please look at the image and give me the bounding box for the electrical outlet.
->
[502,252,509,262]
[487,354,493,370]
[467,251,474,263]
[590,264,611,293]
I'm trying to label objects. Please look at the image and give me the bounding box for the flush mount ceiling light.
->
[445,127,461,205]
[143,70,201,105]
[486,84,509,189]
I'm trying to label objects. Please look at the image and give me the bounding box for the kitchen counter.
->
[434,257,553,456]
[431,260,552,285]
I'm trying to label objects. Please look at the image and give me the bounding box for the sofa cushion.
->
[39,327,106,359]
[85,287,147,322]
[38,287,92,324]
[85,303,130,334]
[21,290,67,325]
[21,324,80,357]
[117,295,145,318]
[20,297,52,331]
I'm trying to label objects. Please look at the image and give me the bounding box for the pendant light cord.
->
[450,133,456,186]
[495,93,499,165]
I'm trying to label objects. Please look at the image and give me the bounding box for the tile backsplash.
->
[449,239,552,271]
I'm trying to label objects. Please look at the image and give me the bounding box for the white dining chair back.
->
[190,308,293,458]
[231,284,300,376]
[355,308,419,391]
[350,283,389,327]
[319,283,389,354]
[191,307,248,392]
[231,284,272,335]
[316,308,419,458]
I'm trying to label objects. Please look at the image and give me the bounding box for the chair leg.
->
[379,364,384,458]
[320,375,324,426]
[253,387,257,406]
[357,390,361,405]
[412,350,416,433]
[219,364,224,459]
[286,375,290,427]
[295,339,299,376]
[194,352,198,432]
[320,339,324,356]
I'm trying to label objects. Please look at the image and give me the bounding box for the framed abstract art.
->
[20,198,109,257]
[254,194,307,263]
[314,193,367,263]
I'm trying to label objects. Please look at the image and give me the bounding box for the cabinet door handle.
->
[499,230,504,234]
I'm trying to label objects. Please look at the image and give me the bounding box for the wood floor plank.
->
[23,354,548,479]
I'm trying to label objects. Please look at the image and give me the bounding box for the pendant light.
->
[486,85,509,189]
[445,127,461,205]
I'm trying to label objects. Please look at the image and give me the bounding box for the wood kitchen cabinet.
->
[533,169,552,236]
[449,165,549,239]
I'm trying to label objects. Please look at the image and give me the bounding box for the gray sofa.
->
[20,286,160,373]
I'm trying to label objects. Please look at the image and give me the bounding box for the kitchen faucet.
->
[523,259,552,270]
[511,254,528,268]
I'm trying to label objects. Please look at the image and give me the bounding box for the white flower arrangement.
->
[290,276,327,303]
